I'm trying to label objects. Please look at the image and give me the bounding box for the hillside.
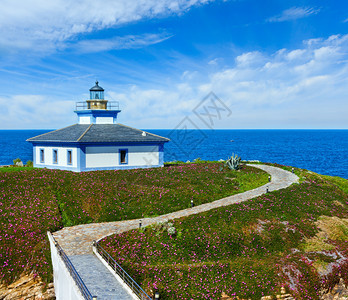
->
[0,162,267,295]
[100,166,348,299]
[0,163,347,299]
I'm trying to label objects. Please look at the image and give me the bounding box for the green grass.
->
[0,166,35,172]
[100,169,348,299]
[52,163,269,226]
[0,163,267,285]
[321,174,348,194]
[2,162,347,299]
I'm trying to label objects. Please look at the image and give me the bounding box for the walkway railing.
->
[54,239,95,300]
[93,241,151,300]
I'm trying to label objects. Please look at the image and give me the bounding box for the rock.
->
[321,278,348,300]
[0,275,55,300]
[221,291,232,299]
[276,293,295,300]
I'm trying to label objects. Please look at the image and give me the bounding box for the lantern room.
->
[86,81,107,110]
[90,81,104,100]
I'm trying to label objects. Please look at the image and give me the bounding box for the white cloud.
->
[235,51,265,67]
[1,34,348,129]
[123,34,348,128]
[73,33,173,53]
[0,95,75,129]
[268,6,320,22]
[0,0,213,53]
[286,49,306,61]
[208,58,222,65]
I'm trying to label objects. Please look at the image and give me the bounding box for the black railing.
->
[75,101,120,110]
[93,241,151,300]
[54,240,95,300]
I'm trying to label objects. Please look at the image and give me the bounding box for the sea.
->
[0,129,347,179]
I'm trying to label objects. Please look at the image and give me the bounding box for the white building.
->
[27,81,169,172]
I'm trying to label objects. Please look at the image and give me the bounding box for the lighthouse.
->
[75,81,121,125]
[27,82,169,172]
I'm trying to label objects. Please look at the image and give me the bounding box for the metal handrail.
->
[75,101,120,110]
[94,241,151,300]
[54,241,95,300]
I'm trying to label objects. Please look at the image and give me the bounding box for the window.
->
[40,149,44,163]
[53,149,58,164]
[67,150,72,165]
[119,149,128,164]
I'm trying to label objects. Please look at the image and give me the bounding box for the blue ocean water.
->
[0,129,347,179]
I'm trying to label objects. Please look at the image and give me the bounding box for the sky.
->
[0,0,347,129]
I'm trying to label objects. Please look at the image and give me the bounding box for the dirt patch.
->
[302,216,348,252]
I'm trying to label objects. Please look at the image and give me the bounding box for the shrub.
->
[13,158,22,165]
[26,160,33,167]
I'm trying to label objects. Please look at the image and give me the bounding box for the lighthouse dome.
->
[89,81,104,100]
[90,81,104,91]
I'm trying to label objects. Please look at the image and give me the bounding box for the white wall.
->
[47,232,84,300]
[85,145,159,168]
[85,146,118,167]
[129,145,159,166]
[34,146,78,168]
[96,117,113,124]
[79,116,91,124]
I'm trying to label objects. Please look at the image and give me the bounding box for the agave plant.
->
[224,153,241,170]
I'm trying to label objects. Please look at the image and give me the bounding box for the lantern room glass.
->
[90,91,104,100]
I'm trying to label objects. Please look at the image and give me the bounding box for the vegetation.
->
[100,169,348,299]
[25,160,33,168]
[0,163,267,285]
[322,174,348,194]
[12,158,22,165]
[224,153,242,170]
[0,166,35,173]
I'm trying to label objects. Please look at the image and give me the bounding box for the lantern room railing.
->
[75,101,119,110]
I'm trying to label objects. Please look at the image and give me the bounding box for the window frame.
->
[40,148,45,163]
[119,149,128,165]
[67,149,72,165]
[53,149,58,164]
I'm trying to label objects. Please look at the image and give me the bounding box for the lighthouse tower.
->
[75,81,121,125]
[27,81,169,172]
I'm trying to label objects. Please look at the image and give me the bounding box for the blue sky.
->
[0,0,347,129]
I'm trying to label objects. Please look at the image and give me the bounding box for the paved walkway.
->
[69,255,135,300]
[52,164,298,299]
[53,164,299,255]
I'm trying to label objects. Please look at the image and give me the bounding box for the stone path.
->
[53,164,299,255]
[69,255,135,300]
[52,164,298,300]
